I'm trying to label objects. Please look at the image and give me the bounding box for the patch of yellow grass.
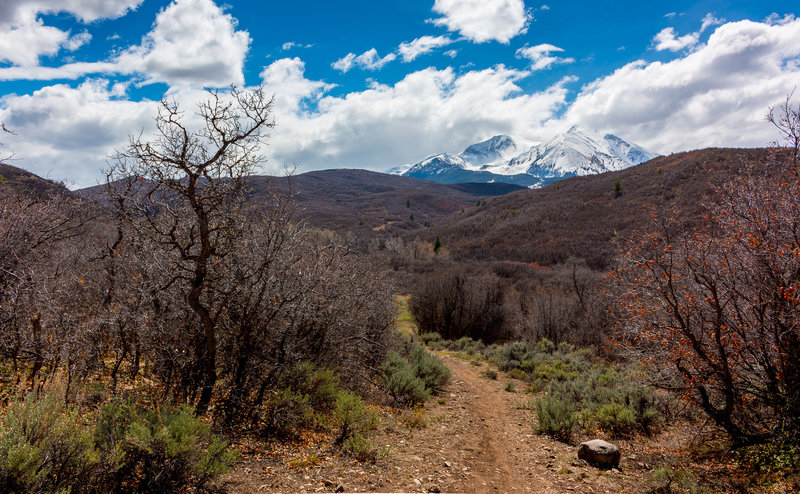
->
[394,295,417,335]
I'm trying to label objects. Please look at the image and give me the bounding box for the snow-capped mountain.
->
[460,134,519,166]
[391,127,658,187]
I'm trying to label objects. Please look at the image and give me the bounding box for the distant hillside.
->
[77,168,524,236]
[423,148,772,269]
[0,163,70,196]
[258,169,524,234]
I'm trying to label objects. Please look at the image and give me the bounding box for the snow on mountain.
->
[385,163,414,175]
[460,134,519,166]
[392,127,658,187]
[502,126,658,178]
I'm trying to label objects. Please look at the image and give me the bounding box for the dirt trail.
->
[223,353,645,493]
[424,355,638,493]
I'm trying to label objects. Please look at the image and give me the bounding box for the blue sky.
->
[0,0,798,187]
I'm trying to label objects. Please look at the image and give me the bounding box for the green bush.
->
[733,442,800,476]
[647,465,703,493]
[505,382,516,393]
[266,387,314,437]
[265,363,342,436]
[623,386,662,436]
[536,338,555,354]
[0,395,236,494]
[333,391,379,461]
[97,401,237,492]
[535,396,575,443]
[507,369,527,381]
[408,345,450,393]
[382,351,430,405]
[419,332,442,344]
[419,335,667,440]
[596,402,637,438]
[0,394,98,493]
[451,337,485,355]
[482,369,498,380]
[382,345,450,405]
[279,362,340,413]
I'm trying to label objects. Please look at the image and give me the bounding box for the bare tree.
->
[104,88,396,420]
[612,95,800,446]
[0,189,93,393]
[106,87,275,413]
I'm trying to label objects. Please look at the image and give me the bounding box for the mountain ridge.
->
[392,127,659,187]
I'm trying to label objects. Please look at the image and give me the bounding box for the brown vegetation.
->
[422,147,772,269]
[611,98,800,449]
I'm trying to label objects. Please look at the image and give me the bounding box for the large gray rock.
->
[577,439,620,469]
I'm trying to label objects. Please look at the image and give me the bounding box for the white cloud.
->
[654,12,726,52]
[281,41,312,51]
[260,57,334,114]
[332,48,396,73]
[0,10,95,66]
[0,62,117,81]
[116,0,250,87]
[0,0,140,66]
[700,13,725,32]
[516,44,574,71]
[444,49,458,58]
[0,0,251,87]
[431,0,530,43]
[331,53,357,73]
[568,18,800,154]
[398,35,454,62]
[354,48,396,70]
[259,58,572,172]
[0,79,156,187]
[653,27,699,52]
[0,0,143,25]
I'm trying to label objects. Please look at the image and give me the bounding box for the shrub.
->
[596,402,637,438]
[535,396,575,443]
[505,382,516,393]
[0,394,98,493]
[401,406,427,429]
[507,369,527,381]
[448,337,485,355]
[265,387,314,438]
[382,351,430,405]
[623,386,662,436]
[733,442,800,476]
[536,338,555,354]
[279,362,340,413]
[408,346,450,393]
[647,465,703,494]
[382,345,450,405]
[97,401,237,492]
[482,369,498,380]
[0,395,236,494]
[419,332,442,344]
[333,391,379,462]
[264,363,342,436]
[536,397,575,443]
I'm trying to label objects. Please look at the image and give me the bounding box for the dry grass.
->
[394,295,418,336]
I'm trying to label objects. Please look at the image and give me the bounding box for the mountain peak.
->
[461,135,518,166]
[391,128,659,187]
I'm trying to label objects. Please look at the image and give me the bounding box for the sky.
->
[0,0,798,188]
